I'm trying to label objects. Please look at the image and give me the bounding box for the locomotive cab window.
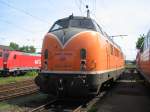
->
[49,17,96,32]
[70,19,95,30]
[50,19,69,32]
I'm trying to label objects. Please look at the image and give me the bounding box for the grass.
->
[0,101,24,111]
[0,71,38,85]
[125,64,136,69]
[0,102,18,110]
[88,106,97,112]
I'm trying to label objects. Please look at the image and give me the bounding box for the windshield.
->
[49,18,95,32]
[70,19,95,29]
[50,19,69,31]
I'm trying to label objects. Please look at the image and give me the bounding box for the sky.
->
[0,0,150,60]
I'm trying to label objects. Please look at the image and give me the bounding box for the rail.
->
[0,79,38,101]
[29,91,106,112]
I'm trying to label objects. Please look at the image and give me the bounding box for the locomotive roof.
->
[57,16,91,21]
[50,15,122,52]
[8,50,40,56]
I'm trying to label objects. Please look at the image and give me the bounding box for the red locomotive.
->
[0,45,9,73]
[1,50,41,75]
[35,15,125,97]
[136,30,150,82]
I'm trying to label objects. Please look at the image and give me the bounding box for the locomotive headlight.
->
[4,62,7,64]
[82,79,86,84]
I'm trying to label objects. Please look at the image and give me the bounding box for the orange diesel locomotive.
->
[136,30,150,82]
[35,15,125,97]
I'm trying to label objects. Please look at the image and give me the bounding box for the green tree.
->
[9,42,36,53]
[19,46,27,52]
[19,45,36,53]
[9,42,19,50]
[29,46,36,53]
[136,34,145,50]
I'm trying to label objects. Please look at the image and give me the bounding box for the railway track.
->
[0,79,39,101]
[28,69,136,112]
[29,91,106,112]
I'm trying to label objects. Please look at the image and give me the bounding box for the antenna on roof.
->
[86,5,90,18]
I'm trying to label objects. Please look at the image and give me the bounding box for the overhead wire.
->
[75,0,83,16]
[0,19,35,34]
[0,0,50,40]
[0,0,49,24]
[0,18,45,47]
[0,0,48,49]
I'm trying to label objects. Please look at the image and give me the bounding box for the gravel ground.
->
[0,92,50,112]
[97,71,150,112]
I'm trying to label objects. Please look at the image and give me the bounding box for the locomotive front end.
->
[35,16,101,97]
[35,15,125,97]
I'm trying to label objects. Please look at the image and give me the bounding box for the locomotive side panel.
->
[141,49,150,74]
[137,30,150,82]
[138,49,150,81]
[3,51,41,74]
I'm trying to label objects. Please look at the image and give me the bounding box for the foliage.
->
[19,45,36,53]
[125,60,136,69]
[9,42,19,50]
[125,64,136,69]
[136,34,145,50]
[0,71,37,85]
[24,71,37,76]
[9,42,36,53]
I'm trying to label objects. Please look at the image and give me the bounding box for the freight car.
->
[35,15,125,97]
[2,50,41,75]
[136,30,150,82]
